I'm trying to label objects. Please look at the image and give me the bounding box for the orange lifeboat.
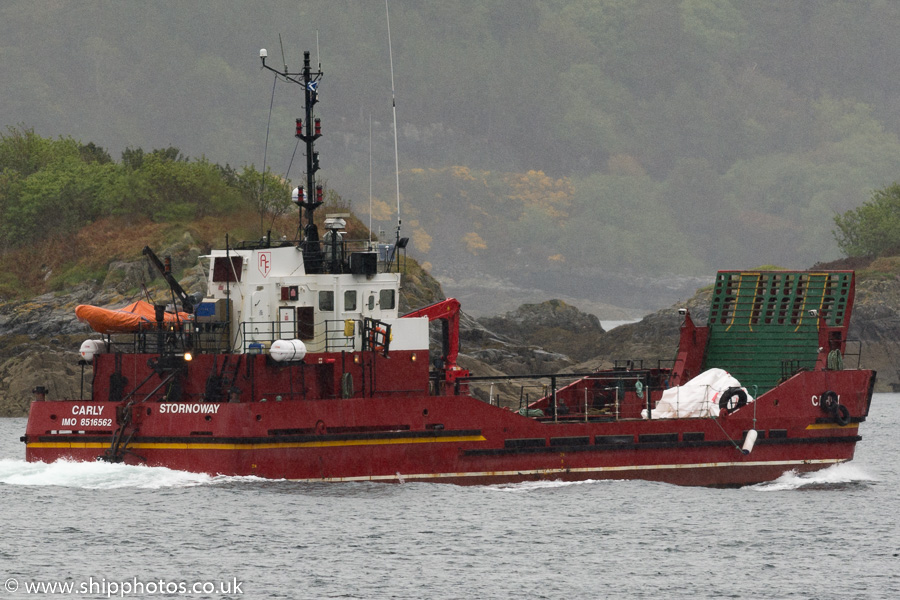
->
[75,300,190,334]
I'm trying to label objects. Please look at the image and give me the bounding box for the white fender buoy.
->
[79,339,107,363]
[270,339,307,362]
[741,429,758,455]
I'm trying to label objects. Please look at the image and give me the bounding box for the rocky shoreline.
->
[3,248,899,417]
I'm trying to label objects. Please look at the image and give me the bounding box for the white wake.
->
[748,462,877,491]
[0,458,259,489]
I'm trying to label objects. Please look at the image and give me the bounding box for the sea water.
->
[1,396,898,599]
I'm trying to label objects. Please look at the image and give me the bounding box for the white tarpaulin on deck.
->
[641,368,754,419]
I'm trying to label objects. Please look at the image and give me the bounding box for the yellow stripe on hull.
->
[804,423,858,430]
[27,435,486,451]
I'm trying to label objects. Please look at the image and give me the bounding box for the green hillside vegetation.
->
[0,127,369,300]
[4,128,900,308]
[316,1,900,282]
[6,1,900,300]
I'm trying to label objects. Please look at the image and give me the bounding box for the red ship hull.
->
[24,353,875,487]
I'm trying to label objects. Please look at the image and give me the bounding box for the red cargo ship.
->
[22,50,875,486]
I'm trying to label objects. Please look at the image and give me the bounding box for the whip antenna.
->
[279,33,288,73]
[386,0,402,240]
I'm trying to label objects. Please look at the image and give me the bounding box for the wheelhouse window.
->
[212,256,243,282]
[379,289,395,310]
[344,290,357,312]
[319,291,334,311]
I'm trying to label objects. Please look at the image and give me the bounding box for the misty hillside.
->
[4,1,900,313]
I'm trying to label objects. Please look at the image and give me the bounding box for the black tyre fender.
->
[718,387,748,411]
[820,390,839,413]
[832,403,851,426]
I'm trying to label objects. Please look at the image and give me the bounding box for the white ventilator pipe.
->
[741,429,758,455]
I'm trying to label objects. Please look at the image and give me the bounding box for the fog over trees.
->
[4,1,900,312]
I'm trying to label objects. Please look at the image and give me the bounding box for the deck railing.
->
[457,361,675,423]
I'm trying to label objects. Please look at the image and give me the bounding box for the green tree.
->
[834,183,900,257]
[121,147,145,170]
[0,133,252,248]
[0,126,62,177]
[679,0,748,63]
[79,142,112,164]
[0,129,115,247]
[136,153,240,222]
[237,165,291,236]
[0,156,115,246]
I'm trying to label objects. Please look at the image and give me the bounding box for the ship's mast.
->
[260,48,325,272]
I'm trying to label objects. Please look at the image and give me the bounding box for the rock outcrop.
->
[477,299,605,360]
[0,234,206,416]
[4,252,900,418]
